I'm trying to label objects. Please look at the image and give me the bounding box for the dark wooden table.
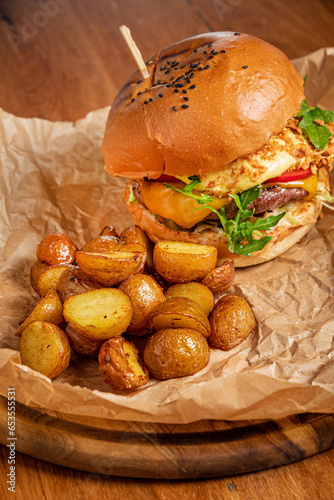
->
[1,1,334,498]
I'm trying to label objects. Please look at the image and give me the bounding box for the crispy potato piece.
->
[120,224,153,265]
[118,274,165,335]
[63,288,133,340]
[201,260,235,295]
[166,282,214,316]
[99,337,149,390]
[99,225,119,237]
[19,321,71,379]
[65,325,102,356]
[147,297,211,338]
[153,241,217,283]
[30,260,50,293]
[82,236,122,253]
[36,232,78,266]
[75,244,146,286]
[208,294,256,351]
[57,266,101,303]
[37,264,75,297]
[143,328,210,380]
[15,289,64,337]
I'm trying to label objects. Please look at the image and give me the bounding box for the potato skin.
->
[65,325,102,356]
[166,282,214,316]
[36,232,78,266]
[147,297,211,338]
[118,274,165,335]
[30,260,50,293]
[57,266,101,303]
[201,260,235,295]
[208,294,256,351]
[143,328,210,380]
[15,288,64,337]
[82,235,122,253]
[99,337,149,390]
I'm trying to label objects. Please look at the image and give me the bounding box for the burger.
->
[102,32,334,267]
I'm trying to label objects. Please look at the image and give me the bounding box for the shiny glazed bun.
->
[102,32,304,179]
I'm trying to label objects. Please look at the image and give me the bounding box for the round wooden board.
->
[0,396,334,479]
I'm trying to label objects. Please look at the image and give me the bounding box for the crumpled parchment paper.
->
[0,48,333,424]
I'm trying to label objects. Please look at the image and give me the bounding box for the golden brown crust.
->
[103,32,304,179]
[124,182,323,267]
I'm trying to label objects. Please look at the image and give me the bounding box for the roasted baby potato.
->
[75,244,146,286]
[19,320,71,379]
[118,274,165,335]
[166,282,214,316]
[201,260,235,295]
[63,288,133,340]
[208,294,256,351]
[57,266,101,303]
[98,337,149,390]
[65,325,102,356]
[37,264,75,297]
[147,297,211,338]
[36,232,78,266]
[82,235,122,253]
[15,288,64,337]
[99,225,119,237]
[153,241,217,283]
[143,328,210,380]
[30,260,50,293]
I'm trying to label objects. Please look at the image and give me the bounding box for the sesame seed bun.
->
[102,32,304,179]
[124,181,323,267]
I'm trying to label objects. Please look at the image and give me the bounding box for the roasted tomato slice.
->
[267,168,312,184]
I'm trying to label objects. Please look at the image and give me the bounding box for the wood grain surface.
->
[1,0,334,498]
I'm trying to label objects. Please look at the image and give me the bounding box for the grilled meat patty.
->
[132,181,308,223]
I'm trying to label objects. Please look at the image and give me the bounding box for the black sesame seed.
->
[167,61,171,65]
[221,49,226,53]
[190,72,194,78]
[172,106,177,111]
[242,65,248,69]
[203,51,207,54]
[181,65,186,69]
[174,88,179,93]
[157,79,161,84]
[149,98,153,102]
[189,85,196,89]
[207,43,212,48]
[131,98,135,103]
[137,91,142,95]
[164,68,171,74]
[182,89,187,94]
[181,104,189,109]
[197,67,203,71]
[204,65,210,70]
[194,49,198,53]
[165,83,172,87]
[152,83,157,87]
[159,94,163,97]
[170,76,175,81]
[208,55,214,60]
[212,51,219,56]
[183,96,189,101]
[144,101,148,104]
[234,32,241,35]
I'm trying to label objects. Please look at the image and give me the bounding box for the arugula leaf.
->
[164,182,286,256]
[296,99,334,150]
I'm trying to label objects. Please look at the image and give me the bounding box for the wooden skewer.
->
[119,25,149,79]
